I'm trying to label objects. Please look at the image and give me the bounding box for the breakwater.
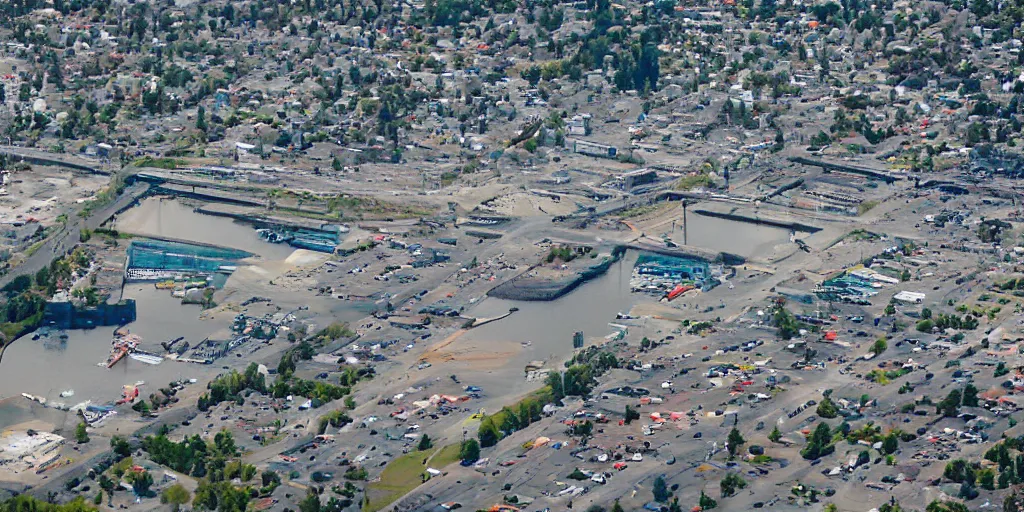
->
[488,246,627,301]
[691,209,821,234]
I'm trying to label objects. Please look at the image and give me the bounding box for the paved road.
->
[0,182,149,289]
[0,145,109,175]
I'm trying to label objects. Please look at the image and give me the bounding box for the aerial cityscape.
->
[0,0,1021,511]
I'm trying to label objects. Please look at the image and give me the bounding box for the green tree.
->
[979,468,996,490]
[816,397,838,418]
[727,428,745,458]
[937,389,962,417]
[871,338,887,355]
[75,422,89,444]
[882,433,898,455]
[460,438,480,464]
[720,473,747,497]
[801,422,835,460]
[653,475,670,502]
[196,106,207,132]
[774,307,799,340]
[161,483,190,512]
[699,491,718,510]
[612,500,625,512]
[111,436,131,458]
[299,490,321,512]
[962,384,979,407]
[130,470,154,495]
[418,434,433,451]
[943,459,975,484]
[768,426,782,443]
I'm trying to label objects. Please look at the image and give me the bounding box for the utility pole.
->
[682,200,688,245]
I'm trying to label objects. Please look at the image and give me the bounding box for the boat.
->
[663,284,694,301]
[59,389,74,398]
[21,393,46,405]
[100,332,140,368]
[129,352,164,365]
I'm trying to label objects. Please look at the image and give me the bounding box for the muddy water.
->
[677,213,792,258]
[114,197,296,260]
[449,252,639,402]
[0,198,349,426]
[0,286,225,409]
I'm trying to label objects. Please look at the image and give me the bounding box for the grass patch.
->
[132,156,184,169]
[362,443,466,511]
[364,448,438,512]
[431,443,462,469]
[24,241,44,257]
[619,204,663,219]
[857,200,880,216]
[675,173,712,190]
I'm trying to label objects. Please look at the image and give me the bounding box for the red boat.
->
[664,284,694,301]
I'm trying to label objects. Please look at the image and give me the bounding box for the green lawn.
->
[363,444,459,512]
[431,443,461,469]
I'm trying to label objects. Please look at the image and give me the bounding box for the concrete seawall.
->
[487,246,628,301]
[692,209,821,234]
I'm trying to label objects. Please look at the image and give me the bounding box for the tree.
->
[299,490,321,512]
[962,384,979,407]
[720,473,747,497]
[882,433,898,455]
[699,490,718,510]
[943,459,975,484]
[653,475,670,502]
[816,397,838,418]
[130,470,154,495]
[196,106,207,132]
[768,426,782,443]
[937,389,962,417]
[161,484,191,512]
[418,434,433,451]
[111,436,131,458]
[801,422,835,460]
[75,422,89,444]
[871,338,887,355]
[612,500,625,512]
[727,428,745,458]
[979,468,996,490]
[901,269,912,281]
[921,307,932,319]
[460,438,480,464]
[625,405,640,424]
[774,307,799,340]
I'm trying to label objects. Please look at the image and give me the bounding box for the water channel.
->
[678,212,793,258]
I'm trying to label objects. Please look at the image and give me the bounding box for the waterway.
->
[114,197,296,260]
[0,286,225,409]
[678,213,792,258]
[448,252,640,402]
